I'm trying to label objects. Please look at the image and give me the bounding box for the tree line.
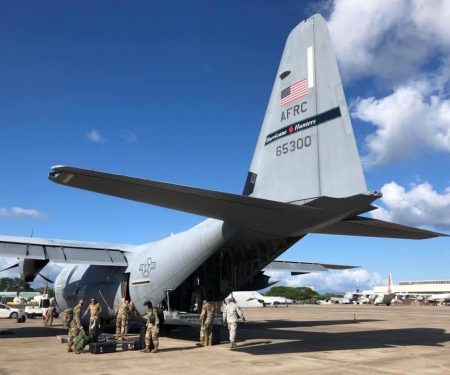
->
[0,277,53,296]
[0,277,33,292]
[264,286,340,301]
[1,276,335,302]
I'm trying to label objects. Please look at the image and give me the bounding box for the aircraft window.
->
[279,70,291,79]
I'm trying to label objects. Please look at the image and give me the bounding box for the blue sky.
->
[1,1,449,292]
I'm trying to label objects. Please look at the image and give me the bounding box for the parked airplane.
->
[226,291,293,308]
[0,14,445,323]
[427,294,450,303]
[253,295,294,307]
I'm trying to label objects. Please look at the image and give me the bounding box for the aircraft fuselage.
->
[55,219,236,318]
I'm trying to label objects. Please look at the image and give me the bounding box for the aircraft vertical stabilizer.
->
[244,14,367,203]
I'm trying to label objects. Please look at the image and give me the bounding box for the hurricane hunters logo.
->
[139,257,156,277]
[265,107,342,146]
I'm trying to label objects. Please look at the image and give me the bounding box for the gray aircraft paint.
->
[248,15,367,203]
[126,219,235,314]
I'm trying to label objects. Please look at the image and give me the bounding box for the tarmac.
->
[1,304,450,374]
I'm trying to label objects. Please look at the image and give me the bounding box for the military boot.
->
[151,342,159,353]
[199,331,205,346]
[140,346,151,353]
[230,341,236,349]
[67,345,73,353]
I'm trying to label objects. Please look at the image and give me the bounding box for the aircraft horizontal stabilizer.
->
[264,260,357,275]
[48,166,442,240]
[49,165,328,236]
[313,217,446,239]
[0,235,132,266]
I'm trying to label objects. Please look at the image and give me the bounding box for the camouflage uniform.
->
[88,300,102,336]
[45,305,55,326]
[142,307,160,353]
[68,305,82,352]
[115,299,132,340]
[199,301,215,346]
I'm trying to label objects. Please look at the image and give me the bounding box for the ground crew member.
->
[141,301,160,353]
[44,304,56,326]
[199,299,215,346]
[115,297,133,340]
[86,298,102,337]
[223,297,245,349]
[68,299,84,353]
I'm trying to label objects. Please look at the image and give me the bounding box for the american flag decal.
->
[280,78,308,106]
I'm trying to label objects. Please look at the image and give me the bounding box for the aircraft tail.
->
[244,14,367,203]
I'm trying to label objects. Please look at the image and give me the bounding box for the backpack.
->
[63,308,74,328]
[74,328,90,353]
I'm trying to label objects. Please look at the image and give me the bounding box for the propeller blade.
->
[0,263,19,273]
[38,273,54,284]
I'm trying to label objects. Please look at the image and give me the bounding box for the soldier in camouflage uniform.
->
[199,299,215,346]
[141,301,160,353]
[68,299,84,353]
[87,298,102,336]
[115,297,133,340]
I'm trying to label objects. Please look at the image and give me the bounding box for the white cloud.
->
[371,181,450,230]
[328,0,450,82]
[352,71,450,166]
[328,0,406,80]
[327,1,450,166]
[121,129,137,143]
[202,61,211,74]
[266,269,383,293]
[0,207,46,219]
[86,129,106,143]
[411,0,450,48]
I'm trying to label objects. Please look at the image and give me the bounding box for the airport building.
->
[372,280,450,295]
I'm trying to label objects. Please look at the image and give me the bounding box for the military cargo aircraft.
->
[0,14,445,322]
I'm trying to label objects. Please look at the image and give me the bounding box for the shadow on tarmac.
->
[5,318,449,355]
[233,319,450,355]
[0,324,67,338]
[252,318,382,328]
[157,345,199,353]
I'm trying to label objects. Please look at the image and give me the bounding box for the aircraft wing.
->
[312,217,446,239]
[48,166,445,239]
[0,235,132,266]
[264,260,357,275]
[48,165,326,236]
